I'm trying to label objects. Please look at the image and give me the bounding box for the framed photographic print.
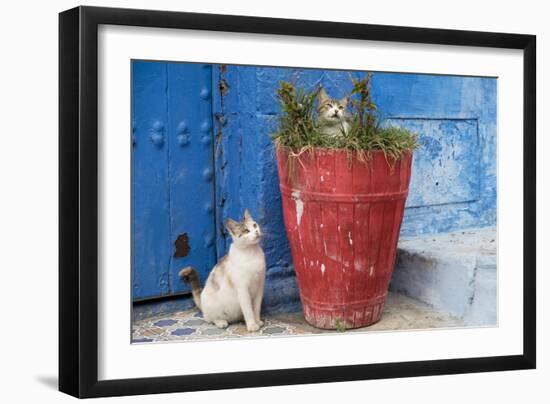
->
[59,6,536,398]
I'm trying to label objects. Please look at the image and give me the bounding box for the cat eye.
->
[339,105,344,109]
[253,224,257,228]
[243,229,250,233]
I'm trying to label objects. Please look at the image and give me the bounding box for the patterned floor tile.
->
[154,319,178,327]
[171,327,196,336]
[131,292,464,343]
[262,326,287,335]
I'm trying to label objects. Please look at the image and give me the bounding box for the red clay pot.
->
[276,148,413,329]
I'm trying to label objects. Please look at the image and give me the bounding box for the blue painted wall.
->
[211,65,496,313]
[132,61,496,314]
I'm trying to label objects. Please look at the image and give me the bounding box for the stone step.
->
[389,226,496,326]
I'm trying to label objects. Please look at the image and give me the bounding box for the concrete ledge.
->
[390,227,496,326]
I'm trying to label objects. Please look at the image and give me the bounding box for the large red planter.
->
[276,148,413,329]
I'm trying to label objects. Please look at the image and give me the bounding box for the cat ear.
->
[339,95,350,106]
[226,218,240,236]
[318,87,329,103]
[243,208,253,222]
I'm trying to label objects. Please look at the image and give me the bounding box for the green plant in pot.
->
[273,73,418,329]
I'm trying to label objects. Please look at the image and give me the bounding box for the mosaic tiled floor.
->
[132,292,464,343]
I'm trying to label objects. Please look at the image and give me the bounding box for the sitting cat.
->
[179,209,266,332]
[317,87,350,137]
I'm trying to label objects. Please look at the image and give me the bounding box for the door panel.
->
[131,61,216,301]
[166,63,217,293]
[131,61,171,300]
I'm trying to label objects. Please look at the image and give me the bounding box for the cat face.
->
[317,87,349,122]
[226,209,262,246]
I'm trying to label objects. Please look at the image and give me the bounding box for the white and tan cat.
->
[317,87,350,137]
[179,209,266,332]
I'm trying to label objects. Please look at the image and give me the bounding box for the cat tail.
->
[178,266,202,310]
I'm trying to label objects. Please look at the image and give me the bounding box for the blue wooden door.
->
[132,61,217,301]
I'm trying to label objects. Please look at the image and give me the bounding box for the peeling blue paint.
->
[388,118,480,209]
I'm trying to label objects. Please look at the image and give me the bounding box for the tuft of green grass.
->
[272,73,419,163]
[334,317,347,332]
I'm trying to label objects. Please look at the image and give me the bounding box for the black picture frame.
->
[59,5,536,398]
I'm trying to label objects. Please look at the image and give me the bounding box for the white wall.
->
[0,0,546,402]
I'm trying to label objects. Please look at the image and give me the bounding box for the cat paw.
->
[214,320,229,329]
[257,320,264,328]
[246,322,261,332]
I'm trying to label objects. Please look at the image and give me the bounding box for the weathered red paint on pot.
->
[276,148,413,329]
